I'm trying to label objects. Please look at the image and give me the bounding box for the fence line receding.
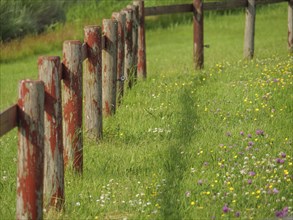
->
[0,0,291,219]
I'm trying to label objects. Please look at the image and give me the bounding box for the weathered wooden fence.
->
[0,0,292,219]
[145,0,293,68]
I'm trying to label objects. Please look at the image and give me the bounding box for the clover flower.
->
[275,207,288,218]
[222,204,230,213]
[256,129,264,136]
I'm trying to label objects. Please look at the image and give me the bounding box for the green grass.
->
[1,2,293,220]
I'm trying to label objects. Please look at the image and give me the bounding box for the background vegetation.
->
[0,0,292,219]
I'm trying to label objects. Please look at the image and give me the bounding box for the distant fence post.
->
[112,12,126,105]
[127,4,139,85]
[62,40,83,173]
[134,0,147,79]
[17,80,45,220]
[123,8,134,89]
[102,19,118,116]
[289,0,293,52]
[244,0,256,59]
[38,56,64,210]
[193,0,204,69]
[84,26,103,139]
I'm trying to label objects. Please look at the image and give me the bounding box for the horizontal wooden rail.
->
[145,4,193,16]
[0,104,18,137]
[145,0,288,16]
[204,0,247,11]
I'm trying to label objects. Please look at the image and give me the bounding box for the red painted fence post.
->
[193,0,204,69]
[17,80,45,220]
[123,8,134,89]
[84,26,103,139]
[289,0,293,52]
[102,19,118,116]
[38,56,64,210]
[112,12,126,105]
[127,4,139,85]
[134,0,147,79]
[62,40,83,173]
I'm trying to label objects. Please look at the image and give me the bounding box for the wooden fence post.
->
[84,26,103,139]
[38,56,64,210]
[62,40,83,173]
[134,0,147,79]
[17,80,45,220]
[244,0,256,59]
[127,4,139,85]
[289,0,293,52]
[102,19,118,116]
[193,0,204,69]
[112,12,126,105]
[123,8,134,89]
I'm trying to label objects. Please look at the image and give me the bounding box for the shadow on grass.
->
[159,86,199,219]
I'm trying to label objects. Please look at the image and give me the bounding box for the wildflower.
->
[247,179,252,184]
[191,201,195,206]
[248,141,254,146]
[249,171,256,177]
[198,179,203,185]
[275,207,288,218]
[280,152,286,158]
[203,162,209,166]
[256,129,264,136]
[276,158,285,164]
[240,131,244,136]
[235,211,240,217]
[222,204,230,213]
[185,191,191,197]
[247,134,252,138]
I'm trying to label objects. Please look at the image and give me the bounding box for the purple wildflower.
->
[273,188,279,194]
[275,207,288,218]
[235,211,240,217]
[248,141,254,146]
[256,129,264,136]
[247,179,252,184]
[276,158,285,164]
[280,152,286,158]
[248,171,256,177]
[247,134,252,138]
[240,131,244,136]
[197,179,203,185]
[222,204,230,213]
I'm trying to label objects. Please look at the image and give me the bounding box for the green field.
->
[0,2,292,219]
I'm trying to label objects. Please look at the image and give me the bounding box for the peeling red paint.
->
[62,41,83,173]
[135,0,147,79]
[17,80,44,220]
[38,56,64,210]
[104,101,110,115]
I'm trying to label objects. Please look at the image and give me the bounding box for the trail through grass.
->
[0,3,292,220]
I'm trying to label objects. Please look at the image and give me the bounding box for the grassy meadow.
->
[0,1,292,219]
